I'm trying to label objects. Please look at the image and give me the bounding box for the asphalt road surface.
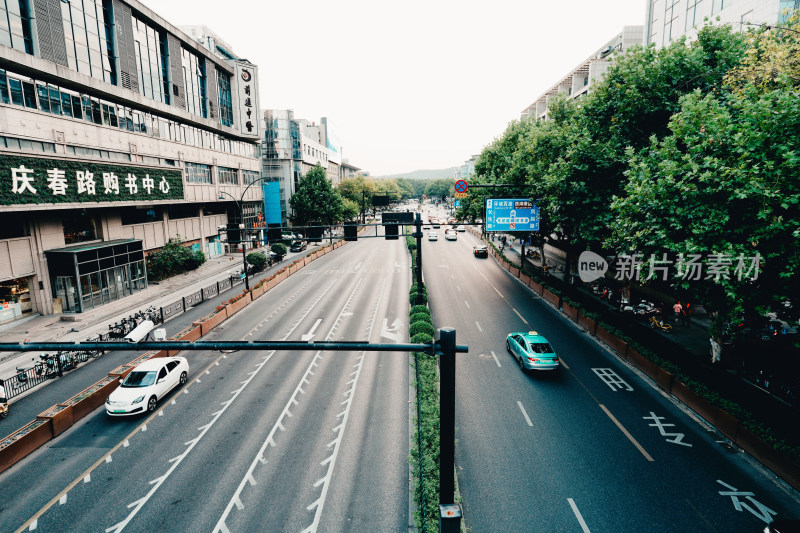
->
[422,227,800,532]
[1,235,410,532]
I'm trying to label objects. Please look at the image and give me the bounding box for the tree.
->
[423,179,454,201]
[146,236,206,281]
[290,164,344,227]
[341,198,360,221]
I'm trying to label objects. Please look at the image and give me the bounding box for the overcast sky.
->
[141,0,646,176]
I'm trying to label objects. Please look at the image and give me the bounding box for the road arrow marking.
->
[301,319,322,341]
[381,318,403,341]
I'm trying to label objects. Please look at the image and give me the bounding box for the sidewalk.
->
[0,248,291,377]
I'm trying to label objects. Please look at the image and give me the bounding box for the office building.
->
[520,26,644,121]
[646,0,800,47]
[0,1,261,320]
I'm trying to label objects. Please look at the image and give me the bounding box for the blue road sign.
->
[485,198,540,232]
[454,200,461,208]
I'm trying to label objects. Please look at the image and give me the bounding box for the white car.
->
[428,231,439,241]
[456,225,466,232]
[106,357,189,416]
[445,229,457,241]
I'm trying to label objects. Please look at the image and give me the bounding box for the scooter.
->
[0,401,8,418]
[649,316,673,333]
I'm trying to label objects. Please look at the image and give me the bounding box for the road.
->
[421,226,800,532]
[0,235,411,532]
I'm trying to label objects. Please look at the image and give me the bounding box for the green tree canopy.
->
[290,164,344,227]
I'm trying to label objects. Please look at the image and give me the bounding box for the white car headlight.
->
[132,395,145,404]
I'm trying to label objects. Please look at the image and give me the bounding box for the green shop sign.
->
[0,154,184,206]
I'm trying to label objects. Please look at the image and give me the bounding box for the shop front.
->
[45,239,147,313]
[0,276,32,323]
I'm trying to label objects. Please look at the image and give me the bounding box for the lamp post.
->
[219,177,268,292]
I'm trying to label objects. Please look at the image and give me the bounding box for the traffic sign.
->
[485,198,540,232]
[454,180,468,194]
[454,192,467,198]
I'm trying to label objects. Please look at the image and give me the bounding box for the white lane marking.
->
[303,293,384,531]
[464,300,470,309]
[457,285,461,292]
[215,278,369,533]
[493,286,504,298]
[517,401,533,426]
[512,307,528,324]
[301,318,322,341]
[104,281,338,533]
[490,351,501,367]
[559,356,570,370]
[475,321,483,332]
[599,404,654,462]
[592,368,633,391]
[568,498,591,533]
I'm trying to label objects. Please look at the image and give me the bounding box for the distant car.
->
[432,222,441,229]
[456,225,466,232]
[428,231,439,241]
[473,245,488,258]
[423,225,431,230]
[106,357,189,416]
[445,229,457,241]
[290,240,307,252]
[506,331,560,372]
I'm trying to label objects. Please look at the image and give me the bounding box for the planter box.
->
[0,419,52,474]
[251,284,266,299]
[529,280,544,296]
[655,367,674,392]
[714,407,740,441]
[226,295,251,316]
[542,288,560,307]
[596,325,627,357]
[65,376,120,421]
[37,404,74,437]
[197,311,227,336]
[562,302,578,322]
[520,273,532,286]
[108,364,135,379]
[577,314,597,335]
[179,325,202,343]
[509,266,520,277]
[735,427,800,492]
[672,380,717,425]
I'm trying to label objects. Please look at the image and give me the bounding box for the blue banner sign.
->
[485,198,539,232]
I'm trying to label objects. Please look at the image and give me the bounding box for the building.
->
[261,110,345,227]
[645,0,800,47]
[0,1,261,320]
[455,155,478,180]
[520,26,644,121]
[339,160,361,182]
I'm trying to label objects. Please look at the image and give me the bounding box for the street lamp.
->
[218,177,268,292]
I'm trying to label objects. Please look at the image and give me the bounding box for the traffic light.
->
[344,222,358,241]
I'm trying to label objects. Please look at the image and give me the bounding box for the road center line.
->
[464,300,470,309]
[490,350,501,367]
[475,321,483,332]
[599,404,654,462]
[517,401,533,426]
[512,307,528,324]
[568,498,592,533]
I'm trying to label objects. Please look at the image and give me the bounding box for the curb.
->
[0,240,346,475]
[484,232,800,494]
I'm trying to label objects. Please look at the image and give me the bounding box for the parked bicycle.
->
[649,316,673,333]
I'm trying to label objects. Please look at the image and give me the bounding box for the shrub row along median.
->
[0,240,346,475]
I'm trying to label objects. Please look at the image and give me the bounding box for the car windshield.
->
[121,371,157,387]
[528,342,554,354]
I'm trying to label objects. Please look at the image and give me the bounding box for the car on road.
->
[506,331,560,372]
[445,229,457,241]
[290,240,307,252]
[473,245,488,258]
[106,357,189,416]
[428,231,439,241]
[456,225,466,232]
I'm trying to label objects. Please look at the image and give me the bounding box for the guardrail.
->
[0,239,345,475]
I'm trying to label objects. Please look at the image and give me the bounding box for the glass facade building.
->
[0,1,261,318]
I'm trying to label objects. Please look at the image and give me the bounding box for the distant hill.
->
[376,167,458,180]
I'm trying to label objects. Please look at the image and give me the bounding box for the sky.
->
[140,0,646,177]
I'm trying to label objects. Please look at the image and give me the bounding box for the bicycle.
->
[649,316,673,333]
